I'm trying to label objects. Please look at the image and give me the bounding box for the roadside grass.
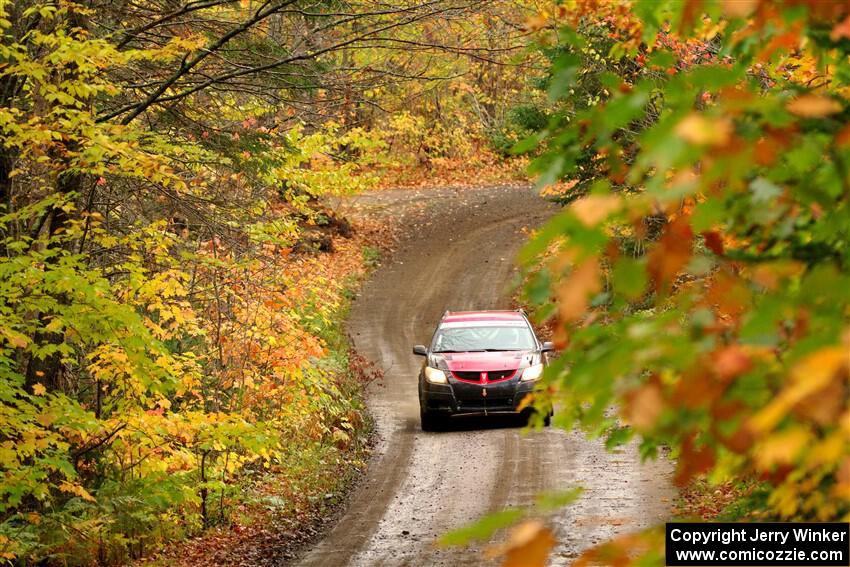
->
[362,245,382,269]
[676,477,767,521]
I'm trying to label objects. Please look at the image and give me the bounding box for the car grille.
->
[452,369,516,383]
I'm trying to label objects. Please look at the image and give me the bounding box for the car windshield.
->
[432,324,536,352]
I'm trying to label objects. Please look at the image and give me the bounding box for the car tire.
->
[420,410,442,432]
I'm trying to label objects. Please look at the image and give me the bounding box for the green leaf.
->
[534,488,583,512]
[438,508,526,547]
[750,177,782,203]
[612,257,647,300]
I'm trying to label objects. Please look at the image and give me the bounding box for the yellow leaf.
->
[570,194,621,226]
[675,113,732,146]
[1,327,29,349]
[524,14,549,32]
[517,392,535,412]
[32,383,46,396]
[58,481,96,502]
[805,431,845,470]
[754,427,811,470]
[786,95,842,118]
[749,347,848,433]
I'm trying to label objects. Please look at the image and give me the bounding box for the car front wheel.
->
[420,409,443,432]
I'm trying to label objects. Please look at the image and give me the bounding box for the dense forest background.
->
[2,0,849,565]
[0,1,550,562]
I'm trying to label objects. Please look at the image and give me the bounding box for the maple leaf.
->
[749,347,848,434]
[623,380,665,432]
[486,520,555,567]
[675,435,716,486]
[675,113,732,146]
[754,427,811,470]
[58,481,96,502]
[1,327,29,349]
[721,0,758,18]
[32,383,46,396]
[522,13,549,32]
[570,194,621,226]
[701,230,724,255]
[786,95,842,118]
[647,216,694,292]
[556,256,601,322]
[831,14,850,41]
[712,345,752,381]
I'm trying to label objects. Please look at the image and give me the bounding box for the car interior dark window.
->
[432,325,536,352]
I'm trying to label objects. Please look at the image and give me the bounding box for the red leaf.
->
[647,216,693,292]
[701,230,724,255]
[712,345,752,381]
[675,435,716,486]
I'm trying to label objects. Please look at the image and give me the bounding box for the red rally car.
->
[413,310,554,431]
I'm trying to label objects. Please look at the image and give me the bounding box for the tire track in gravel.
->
[292,184,675,567]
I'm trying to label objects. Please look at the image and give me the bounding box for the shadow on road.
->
[425,413,530,432]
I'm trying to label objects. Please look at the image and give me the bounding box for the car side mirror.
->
[412,345,428,356]
[541,341,555,353]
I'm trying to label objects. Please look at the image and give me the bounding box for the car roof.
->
[440,310,527,324]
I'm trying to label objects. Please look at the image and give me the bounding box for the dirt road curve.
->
[295,185,674,567]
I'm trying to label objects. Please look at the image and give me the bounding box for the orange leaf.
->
[786,95,842,118]
[523,13,549,32]
[675,113,732,146]
[837,123,850,146]
[712,345,752,381]
[58,481,96,502]
[831,14,850,41]
[571,194,621,226]
[674,370,725,408]
[647,216,693,292]
[487,520,555,567]
[623,380,665,432]
[1,327,28,349]
[721,0,758,18]
[675,435,716,486]
[556,256,602,322]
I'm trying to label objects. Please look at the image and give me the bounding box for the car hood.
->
[434,350,533,372]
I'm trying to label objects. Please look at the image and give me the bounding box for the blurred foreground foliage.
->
[514,0,849,564]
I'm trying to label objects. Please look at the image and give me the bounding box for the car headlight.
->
[424,366,447,384]
[521,363,544,382]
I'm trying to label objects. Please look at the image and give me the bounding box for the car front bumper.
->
[419,376,536,415]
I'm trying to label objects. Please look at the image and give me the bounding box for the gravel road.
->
[294,184,674,567]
